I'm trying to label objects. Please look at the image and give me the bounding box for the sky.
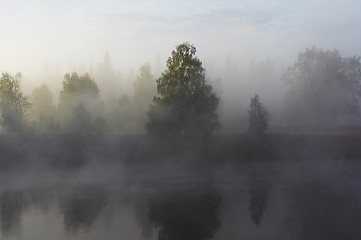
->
[0,0,361,83]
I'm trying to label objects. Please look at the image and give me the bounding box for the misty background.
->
[1,0,361,133]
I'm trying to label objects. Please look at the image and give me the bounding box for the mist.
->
[1,0,360,132]
[1,0,361,239]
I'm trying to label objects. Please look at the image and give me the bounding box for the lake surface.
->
[0,159,361,240]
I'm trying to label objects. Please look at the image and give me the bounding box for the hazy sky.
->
[1,0,361,80]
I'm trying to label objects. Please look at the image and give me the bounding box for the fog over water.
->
[1,1,361,239]
[1,157,361,240]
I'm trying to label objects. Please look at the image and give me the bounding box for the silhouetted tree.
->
[282,47,361,128]
[96,50,117,97]
[134,63,157,114]
[248,94,268,134]
[131,63,157,130]
[59,72,105,134]
[146,42,220,137]
[0,73,30,133]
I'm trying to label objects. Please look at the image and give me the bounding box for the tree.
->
[282,47,361,128]
[104,94,136,132]
[59,72,105,134]
[96,50,121,98]
[132,63,157,129]
[30,84,57,131]
[146,42,220,137]
[134,63,156,112]
[248,94,268,134]
[0,73,30,132]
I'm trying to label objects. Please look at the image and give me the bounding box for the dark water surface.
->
[0,159,361,240]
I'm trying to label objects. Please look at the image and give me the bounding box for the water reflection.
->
[60,186,108,234]
[134,198,154,240]
[248,184,269,227]
[145,189,222,240]
[0,191,25,237]
[0,160,360,239]
[285,181,361,240]
[246,163,273,227]
[27,189,55,213]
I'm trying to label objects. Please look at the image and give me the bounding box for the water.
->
[0,159,361,240]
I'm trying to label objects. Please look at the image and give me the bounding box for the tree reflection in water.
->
[0,190,25,237]
[145,189,222,240]
[248,184,269,227]
[60,186,108,234]
[134,197,154,240]
[246,162,273,227]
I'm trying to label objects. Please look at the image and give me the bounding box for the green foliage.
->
[0,73,30,132]
[60,72,99,100]
[282,47,361,127]
[146,42,220,137]
[59,72,105,134]
[248,94,268,135]
[30,84,57,131]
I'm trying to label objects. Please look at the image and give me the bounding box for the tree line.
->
[1,43,361,136]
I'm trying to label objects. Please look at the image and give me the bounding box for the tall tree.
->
[134,63,156,107]
[133,63,157,126]
[96,50,120,98]
[0,73,30,132]
[248,94,268,135]
[59,72,105,134]
[146,42,220,137]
